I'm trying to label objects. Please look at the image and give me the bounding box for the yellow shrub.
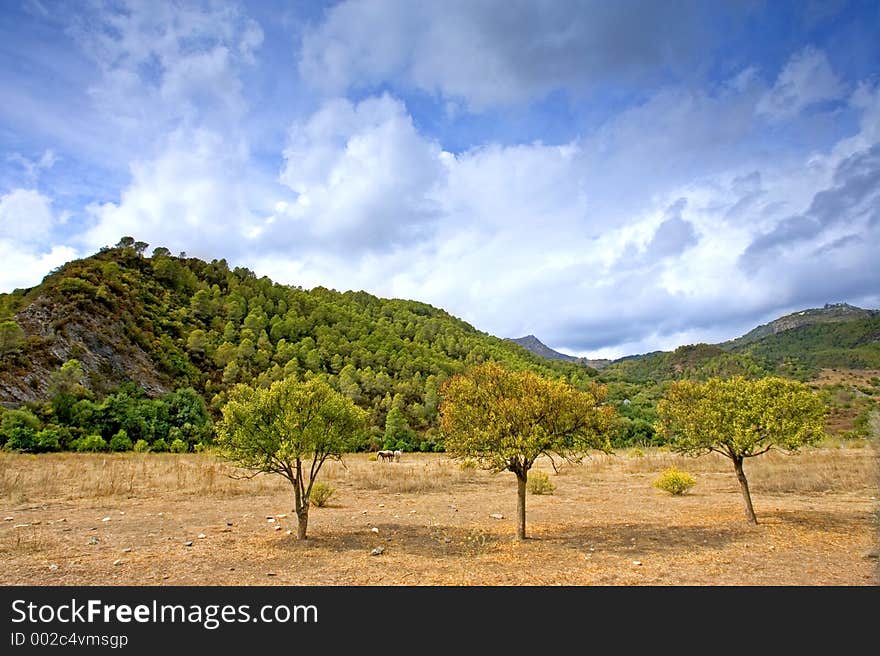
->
[527,470,556,495]
[310,482,336,507]
[653,467,696,495]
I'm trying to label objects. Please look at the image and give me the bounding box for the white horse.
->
[393,450,402,462]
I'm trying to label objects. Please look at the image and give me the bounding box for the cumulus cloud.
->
[0,188,57,243]
[6,1,878,361]
[0,241,77,292]
[0,188,76,291]
[277,94,447,250]
[299,0,718,109]
[757,47,845,120]
[82,128,275,257]
[253,61,878,357]
[643,199,699,260]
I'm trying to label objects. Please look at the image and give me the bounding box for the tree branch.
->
[744,444,773,458]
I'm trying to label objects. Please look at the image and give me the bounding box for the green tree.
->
[0,407,41,447]
[0,320,25,356]
[109,429,133,452]
[50,359,86,396]
[383,406,414,450]
[439,363,615,540]
[217,377,367,539]
[656,376,826,524]
[186,329,209,358]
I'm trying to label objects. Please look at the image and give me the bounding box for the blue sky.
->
[1,0,879,358]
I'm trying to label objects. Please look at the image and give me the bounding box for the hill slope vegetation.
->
[0,241,595,450]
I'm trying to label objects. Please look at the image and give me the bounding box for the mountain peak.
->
[508,335,577,362]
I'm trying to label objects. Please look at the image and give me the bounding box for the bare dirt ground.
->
[1,446,877,585]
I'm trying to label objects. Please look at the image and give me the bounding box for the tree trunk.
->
[296,506,309,540]
[292,471,309,540]
[732,456,758,525]
[515,472,527,540]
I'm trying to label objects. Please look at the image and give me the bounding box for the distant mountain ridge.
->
[511,302,880,381]
[508,335,612,369]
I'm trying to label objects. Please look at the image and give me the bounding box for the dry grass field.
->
[1,445,877,585]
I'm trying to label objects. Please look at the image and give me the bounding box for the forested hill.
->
[0,240,595,448]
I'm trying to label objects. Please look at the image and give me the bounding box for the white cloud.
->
[6,150,56,183]
[0,188,56,243]
[277,94,446,249]
[298,0,717,109]
[71,0,259,145]
[83,128,278,257]
[0,190,76,291]
[0,241,77,292]
[757,47,845,120]
[8,0,872,360]
[252,73,880,357]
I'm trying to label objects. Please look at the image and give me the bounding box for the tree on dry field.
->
[656,376,825,524]
[439,362,615,540]
[217,377,367,539]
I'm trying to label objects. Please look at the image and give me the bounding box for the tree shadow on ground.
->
[531,521,745,554]
[272,519,749,559]
[759,507,872,531]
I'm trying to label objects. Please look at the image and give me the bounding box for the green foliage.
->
[653,467,696,495]
[133,439,150,453]
[217,377,368,539]
[151,438,168,452]
[0,408,41,446]
[0,243,600,450]
[75,434,107,452]
[34,426,63,452]
[0,320,25,356]
[440,362,615,539]
[169,438,188,453]
[440,363,615,474]
[309,482,335,507]
[6,426,37,451]
[656,376,827,458]
[731,317,880,374]
[603,344,769,384]
[656,376,826,523]
[526,470,556,495]
[383,406,415,450]
[109,429,133,452]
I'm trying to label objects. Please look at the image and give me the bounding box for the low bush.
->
[75,434,107,452]
[310,482,335,507]
[653,467,696,495]
[527,470,556,495]
[169,438,189,453]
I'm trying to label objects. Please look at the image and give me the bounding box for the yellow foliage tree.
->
[439,363,615,540]
[656,376,825,524]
